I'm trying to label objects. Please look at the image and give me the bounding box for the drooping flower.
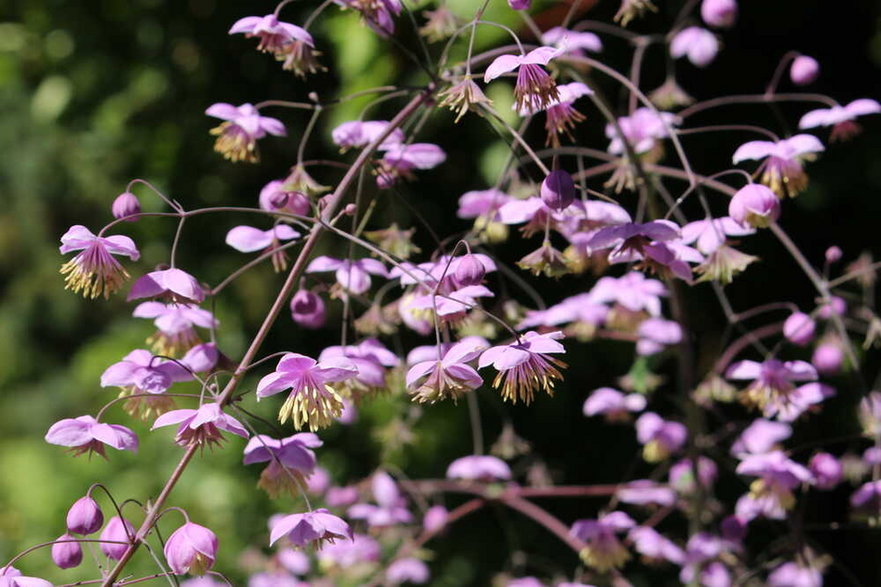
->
[406,338,486,403]
[812,339,844,374]
[317,533,380,568]
[128,268,205,303]
[520,82,594,147]
[570,512,636,572]
[541,27,603,54]
[635,412,687,462]
[335,0,403,37]
[478,331,567,404]
[260,180,312,217]
[419,7,459,42]
[290,289,326,329]
[728,184,781,228]
[670,27,718,67]
[331,120,404,152]
[229,14,313,55]
[725,358,818,416]
[457,189,512,242]
[679,534,733,586]
[0,566,53,587]
[318,338,399,398]
[701,0,737,28]
[541,170,576,211]
[680,216,755,254]
[446,455,512,482]
[306,256,389,295]
[628,526,685,565]
[386,558,430,584]
[52,534,83,569]
[590,271,667,317]
[735,450,812,520]
[375,143,447,188]
[348,471,413,528]
[809,452,843,490]
[100,516,136,560]
[437,76,493,123]
[151,403,249,448]
[733,134,825,197]
[731,419,792,456]
[67,496,104,535]
[790,55,820,86]
[484,46,563,112]
[269,509,353,547]
[767,559,825,587]
[257,353,358,430]
[111,191,141,221]
[59,225,140,299]
[636,318,682,355]
[101,349,192,419]
[243,433,322,497]
[164,522,217,576]
[226,224,301,272]
[132,301,217,356]
[605,107,679,156]
[583,387,646,421]
[798,98,881,141]
[206,102,286,163]
[45,415,138,457]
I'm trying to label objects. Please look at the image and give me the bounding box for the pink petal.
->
[226,226,274,252]
[732,141,776,163]
[483,54,523,82]
[306,255,344,273]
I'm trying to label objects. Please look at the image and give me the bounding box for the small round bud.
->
[454,254,486,287]
[790,55,819,86]
[111,192,141,222]
[701,0,737,28]
[290,289,326,329]
[100,516,135,560]
[783,312,816,346]
[66,496,104,535]
[163,522,218,575]
[809,452,843,489]
[825,246,843,263]
[423,505,449,533]
[728,184,780,228]
[812,343,843,375]
[541,170,576,211]
[343,203,358,216]
[52,534,83,569]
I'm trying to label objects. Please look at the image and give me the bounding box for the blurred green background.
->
[1,0,881,584]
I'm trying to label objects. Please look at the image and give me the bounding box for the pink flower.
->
[783,311,816,346]
[798,99,881,141]
[67,496,104,535]
[616,480,676,507]
[636,413,687,462]
[151,403,249,448]
[129,268,205,303]
[348,471,413,528]
[111,192,141,221]
[726,359,818,416]
[331,120,404,151]
[728,184,780,228]
[260,180,311,216]
[386,558,430,584]
[605,108,678,155]
[206,102,286,163]
[306,256,389,295]
[100,516,136,560]
[290,289,326,329]
[541,170,576,210]
[570,512,636,572]
[226,224,300,272]
[101,349,193,418]
[701,0,737,28]
[406,338,486,403]
[376,143,446,188]
[229,14,313,55]
[164,522,218,575]
[669,457,718,494]
[318,338,399,397]
[59,225,140,299]
[636,318,682,355]
[484,46,563,112]
[243,433,322,497]
[478,331,567,404]
[589,271,667,316]
[670,27,718,67]
[336,0,403,36]
[628,526,685,564]
[45,415,138,457]
[257,353,358,430]
[809,452,843,490]
[52,534,83,569]
[269,509,353,547]
[583,387,646,421]
[132,301,217,356]
[0,566,52,587]
[680,216,754,254]
[541,27,603,54]
[733,134,824,197]
[735,451,812,520]
[790,55,819,86]
[446,455,512,481]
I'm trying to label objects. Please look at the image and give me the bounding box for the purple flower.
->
[731,419,791,456]
[386,558,429,584]
[458,189,512,222]
[812,341,843,374]
[733,134,824,197]
[100,516,135,560]
[582,387,646,421]
[453,254,486,287]
[52,534,83,569]
[570,512,636,572]
[783,311,816,346]
[206,102,286,163]
[260,180,311,216]
[376,143,446,188]
[101,349,192,418]
[59,225,140,299]
[229,14,313,55]
[799,98,881,141]
[484,46,563,112]
[446,455,512,482]
[680,216,755,254]
[406,338,486,403]
[628,526,685,564]
[636,318,682,355]
[669,456,718,493]
[336,0,403,36]
[728,184,780,228]
[790,55,820,86]
[67,496,104,535]
[768,560,823,587]
[181,343,220,374]
[507,0,531,9]
[541,27,603,54]
[701,0,737,28]
[519,82,594,147]
[318,338,399,397]
[541,170,576,211]
[348,471,413,528]
[332,120,404,151]
[726,359,818,416]
[850,480,881,511]
[243,433,322,497]
[133,302,217,356]
[670,27,718,67]
[290,289,326,329]
[635,412,687,462]
[605,108,678,155]
[257,352,358,430]
[46,415,138,457]
[735,451,812,520]
[111,191,141,221]
[809,452,843,490]
[306,255,389,295]
[478,331,567,404]
[128,268,205,304]
[226,224,301,271]
[590,271,667,317]
[269,509,353,547]
[152,403,249,448]
[164,522,217,575]
[316,533,380,568]
[0,566,53,587]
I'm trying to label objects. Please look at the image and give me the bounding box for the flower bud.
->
[790,55,820,86]
[66,496,104,535]
[163,522,218,575]
[701,0,737,28]
[111,192,141,222]
[454,254,486,286]
[423,505,448,533]
[290,289,326,329]
[541,170,576,211]
[825,246,843,263]
[812,342,843,375]
[100,516,135,560]
[728,184,780,228]
[508,0,531,9]
[52,534,83,569]
[783,312,816,346]
[810,452,843,489]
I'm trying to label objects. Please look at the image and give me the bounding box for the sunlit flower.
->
[331,120,404,152]
[206,102,286,163]
[306,256,389,295]
[446,455,512,481]
[735,450,812,520]
[269,509,352,547]
[226,224,300,272]
[129,268,205,304]
[725,358,818,416]
[133,301,217,356]
[733,134,824,198]
[45,415,138,458]
[635,412,687,462]
[59,225,140,299]
[407,338,486,403]
[101,349,192,419]
[243,433,322,497]
[335,0,403,37]
[100,516,136,560]
[484,46,563,112]
[376,143,446,188]
[541,27,603,55]
[348,471,413,528]
[152,403,248,448]
[701,0,737,28]
[570,512,636,572]
[478,331,567,404]
[670,27,718,67]
[164,522,218,575]
[728,184,780,228]
[799,99,881,141]
[583,387,646,421]
[790,55,819,86]
[438,76,493,123]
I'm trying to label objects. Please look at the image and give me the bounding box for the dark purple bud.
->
[66,496,103,535]
[52,534,83,569]
[541,170,576,211]
[111,192,141,222]
[454,254,485,286]
[290,289,326,329]
[508,0,531,9]
[790,56,819,86]
[100,516,135,560]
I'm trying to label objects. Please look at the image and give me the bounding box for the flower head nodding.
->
[701,0,737,28]
[728,184,780,228]
[129,268,205,304]
[164,522,218,575]
[336,0,403,37]
[59,225,140,299]
[406,339,486,403]
[670,27,718,67]
[479,331,567,404]
[100,516,136,560]
[45,416,138,458]
[133,301,217,357]
[790,55,820,86]
[206,103,285,163]
[726,359,818,416]
[733,134,824,198]
[269,509,353,548]
[570,512,636,572]
[52,534,83,569]
[152,403,249,449]
[226,224,301,272]
[446,455,512,482]
[438,76,493,123]
[67,496,104,535]
[799,99,881,141]
[101,349,192,419]
[229,14,313,55]
[243,433,322,497]
[635,412,687,462]
[257,353,358,430]
[111,191,141,221]
[484,46,563,112]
